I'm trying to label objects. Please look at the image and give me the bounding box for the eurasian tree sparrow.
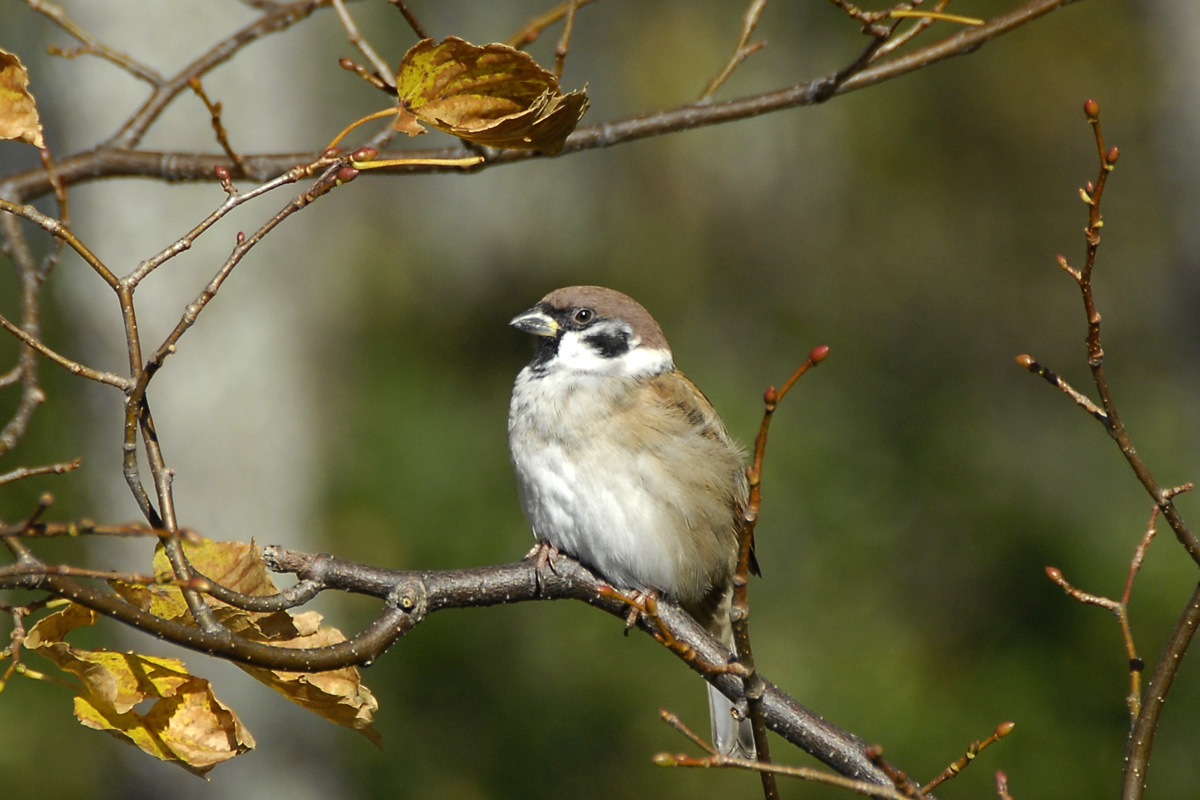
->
[508,285,757,758]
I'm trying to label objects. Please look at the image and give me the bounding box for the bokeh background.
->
[2,1,1199,798]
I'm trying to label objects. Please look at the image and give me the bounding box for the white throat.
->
[554,330,673,378]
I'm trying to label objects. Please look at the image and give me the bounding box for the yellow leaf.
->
[395,36,588,154]
[0,48,45,148]
[26,602,254,775]
[121,538,382,743]
[74,676,254,777]
[112,539,279,624]
[237,610,382,747]
[25,601,99,647]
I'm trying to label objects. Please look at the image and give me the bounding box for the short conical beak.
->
[510,307,559,337]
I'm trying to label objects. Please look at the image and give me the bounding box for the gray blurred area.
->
[1,1,1198,798]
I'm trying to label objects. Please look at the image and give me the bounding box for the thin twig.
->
[0,215,44,459]
[1014,353,1107,422]
[553,0,578,79]
[36,147,69,283]
[0,519,197,541]
[733,345,829,800]
[1045,563,1142,720]
[699,0,769,102]
[187,77,247,174]
[0,459,81,486]
[0,562,165,585]
[507,0,600,49]
[657,709,910,799]
[0,197,119,289]
[921,721,1015,793]
[0,309,131,389]
[27,0,163,84]
[866,745,930,799]
[873,0,953,59]
[104,0,327,150]
[334,0,396,88]
[388,0,428,40]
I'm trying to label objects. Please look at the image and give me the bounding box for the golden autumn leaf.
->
[73,679,254,778]
[25,603,254,776]
[394,36,588,154]
[112,538,381,744]
[0,48,45,148]
[237,610,382,748]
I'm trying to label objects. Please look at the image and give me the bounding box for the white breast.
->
[501,359,734,604]
[508,366,685,594]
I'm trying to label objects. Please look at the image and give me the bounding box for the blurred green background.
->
[2,0,1199,798]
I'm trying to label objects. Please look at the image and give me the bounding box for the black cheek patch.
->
[584,328,631,359]
[528,333,561,371]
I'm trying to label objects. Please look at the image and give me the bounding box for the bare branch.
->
[0,0,1087,202]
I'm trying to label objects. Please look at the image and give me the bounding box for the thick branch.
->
[260,548,891,785]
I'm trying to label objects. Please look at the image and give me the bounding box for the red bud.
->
[809,344,830,364]
[763,386,777,405]
[338,57,356,71]
[323,146,342,159]
[1044,566,1061,581]
[1106,146,1119,165]
[352,147,378,163]
[214,164,229,181]
[1015,354,1034,369]
[336,166,360,184]
[1083,98,1099,119]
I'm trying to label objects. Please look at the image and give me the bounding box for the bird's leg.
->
[596,585,661,638]
[524,540,561,595]
[598,586,753,678]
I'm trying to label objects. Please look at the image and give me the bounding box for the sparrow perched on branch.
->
[508,285,757,758]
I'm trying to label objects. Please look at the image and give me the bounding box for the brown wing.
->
[647,370,760,578]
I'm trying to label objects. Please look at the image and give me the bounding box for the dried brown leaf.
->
[394,36,588,153]
[0,48,45,148]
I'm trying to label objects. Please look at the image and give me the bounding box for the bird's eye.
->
[572,308,595,325]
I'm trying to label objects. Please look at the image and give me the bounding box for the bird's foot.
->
[525,540,560,595]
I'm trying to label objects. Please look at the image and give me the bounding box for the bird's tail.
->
[705,596,756,759]
[707,680,756,759]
